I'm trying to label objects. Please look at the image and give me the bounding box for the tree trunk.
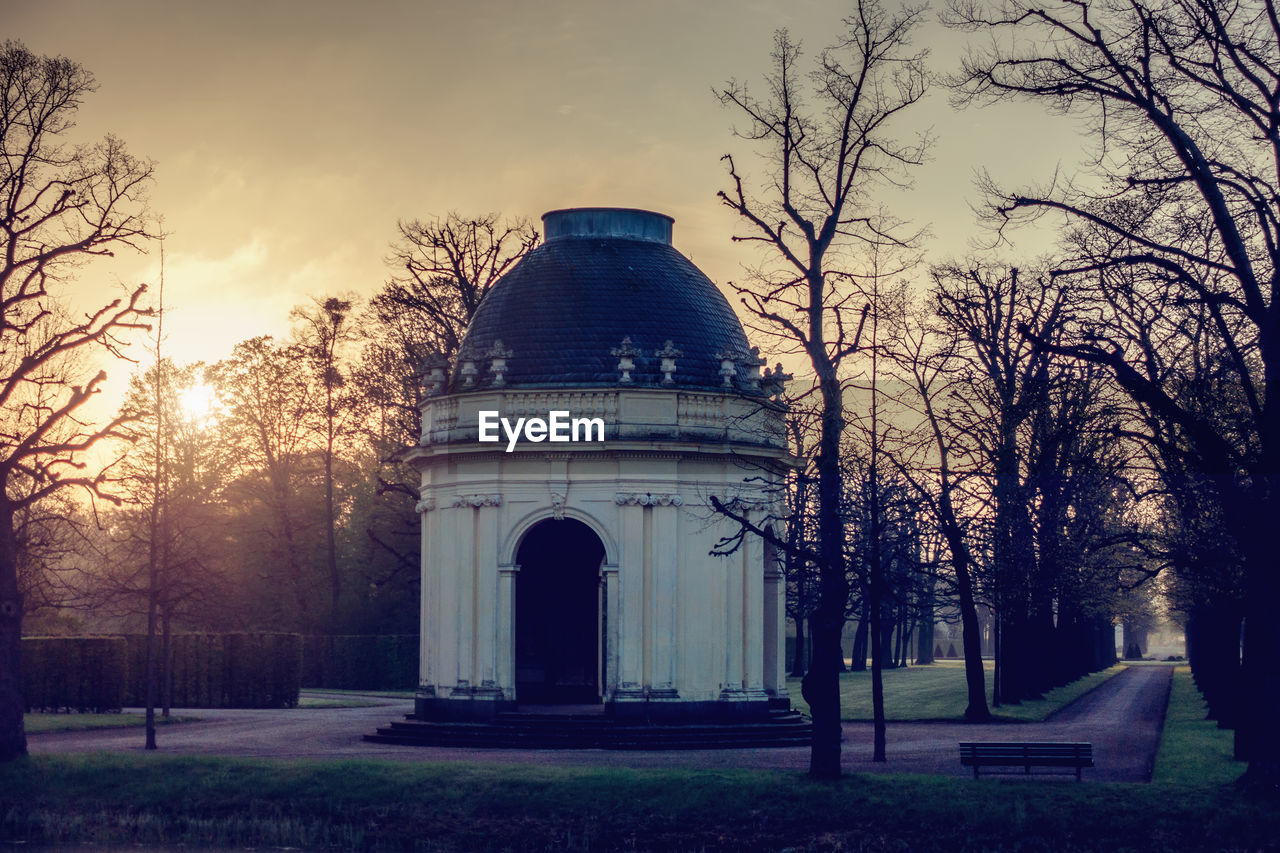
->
[1238,518,1280,784]
[935,481,989,721]
[916,573,935,665]
[992,615,1002,709]
[144,568,158,750]
[869,552,886,762]
[998,607,1029,705]
[1025,604,1053,698]
[325,407,340,632]
[1122,622,1148,661]
[799,363,849,779]
[272,471,310,632]
[162,610,172,718]
[0,504,27,761]
[850,600,869,672]
[790,616,807,677]
[869,451,887,761]
[801,608,845,778]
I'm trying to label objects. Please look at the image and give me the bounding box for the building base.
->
[367,705,811,750]
[416,688,517,722]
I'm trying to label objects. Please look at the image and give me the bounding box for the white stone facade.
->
[409,387,791,722]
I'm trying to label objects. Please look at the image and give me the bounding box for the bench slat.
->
[957,741,1093,780]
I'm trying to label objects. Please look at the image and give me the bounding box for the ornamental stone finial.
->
[611,336,642,384]
[458,358,478,388]
[485,339,513,387]
[742,346,767,391]
[761,362,793,399]
[715,347,742,388]
[655,340,683,385]
[421,352,449,396]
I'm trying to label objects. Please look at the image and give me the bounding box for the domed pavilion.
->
[385,208,803,742]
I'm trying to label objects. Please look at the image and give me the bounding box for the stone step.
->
[363,712,812,750]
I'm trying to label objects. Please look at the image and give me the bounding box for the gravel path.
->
[28,665,1173,782]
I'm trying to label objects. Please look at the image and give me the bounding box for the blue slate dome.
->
[451,208,754,392]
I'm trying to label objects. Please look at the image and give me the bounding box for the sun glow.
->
[178,382,219,423]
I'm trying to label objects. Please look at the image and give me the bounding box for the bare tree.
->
[211,337,320,631]
[0,42,154,761]
[355,213,538,587]
[947,0,1280,785]
[713,0,929,778]
[890,303,992,721]
[291,295,359,631]
[377,212,539,367]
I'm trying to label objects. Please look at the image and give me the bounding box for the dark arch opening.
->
[515,518,606,704]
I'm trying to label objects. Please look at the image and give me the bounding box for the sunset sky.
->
[10,0,1086,402]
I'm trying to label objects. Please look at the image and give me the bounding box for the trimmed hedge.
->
[122,634,301,709]
[301,635,417,690]
[22,637,127,713]
[24,633,303,711]
[25,633,413,711]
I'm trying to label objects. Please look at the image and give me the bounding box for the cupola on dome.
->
[452,208,754,392]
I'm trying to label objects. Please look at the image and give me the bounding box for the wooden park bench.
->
[958,741,1094,780]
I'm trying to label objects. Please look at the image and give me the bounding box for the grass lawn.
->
[785,659,1126,721]
[23,712,196,734]
[296,695,382,709]
[5,666,1274,850]
[1152,665,1243,786]
[3,753,1275,851]
[300,687,416,700]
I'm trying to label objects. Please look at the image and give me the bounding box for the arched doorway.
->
[515,518,606,704]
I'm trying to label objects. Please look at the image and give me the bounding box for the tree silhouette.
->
[714,0,929,777]
[0,42,154,761]
[357,213,538,589]
[948,0,1280,785]
[291,295,359,631]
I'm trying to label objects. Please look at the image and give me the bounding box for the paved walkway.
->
[29,665,1173,782]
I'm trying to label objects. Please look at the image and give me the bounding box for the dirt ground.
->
[28,664,1173,782]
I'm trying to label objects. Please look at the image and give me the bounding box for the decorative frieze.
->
[713,494,777,516]
[450,493,503,508]
[615,492,684,507]
[502,391,618,421]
